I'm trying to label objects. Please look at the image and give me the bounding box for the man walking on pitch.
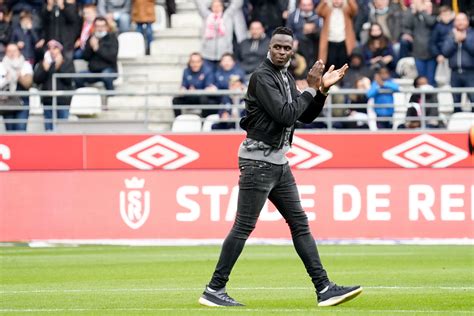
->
[199,26,362,308]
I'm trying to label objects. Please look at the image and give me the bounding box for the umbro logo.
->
[116,136,199,170]
[287,136,333,169]
[383,134,468,168]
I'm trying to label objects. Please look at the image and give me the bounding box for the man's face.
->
[379,68,390,80]
[220,55,235,71]
[269,34,293,67]
[5,44,20,60]
[249,21,264,39]
[94,20,108,33]
[373,0,389,10]
[454,13,469,31]
[439,10,453,24]
[189,54,203,72]
[300,0,314,12]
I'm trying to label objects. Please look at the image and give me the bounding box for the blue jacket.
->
[441,27,474,72]
[214,65,246,90]
[366,79,400,117]
[10,26,40,62]
[181,65,215,90]
[429,20,453,57]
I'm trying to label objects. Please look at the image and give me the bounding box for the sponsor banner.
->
[0,133,472,171]
[1,169,472,241]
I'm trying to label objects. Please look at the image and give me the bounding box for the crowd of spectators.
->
[177,0,474,130]
[0,0,473,132]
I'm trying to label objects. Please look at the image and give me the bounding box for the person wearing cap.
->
[33,39,74,131]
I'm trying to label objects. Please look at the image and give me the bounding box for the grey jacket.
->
[195,0,244,61]
[402,10,436,60]
[97,0,131,16]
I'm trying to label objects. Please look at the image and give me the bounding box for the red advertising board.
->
[0,132,472,171]
[0,169,472,241]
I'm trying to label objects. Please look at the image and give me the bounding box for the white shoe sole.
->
[318,287,363,307]
[198,296,223,307]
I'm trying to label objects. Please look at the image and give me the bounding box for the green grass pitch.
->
[1,244,473,315]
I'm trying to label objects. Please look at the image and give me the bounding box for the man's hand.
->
[307,59,325,91]
[321,63,349,94]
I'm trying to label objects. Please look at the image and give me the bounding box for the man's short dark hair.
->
[271,26,294,39]
[94,16,108,25]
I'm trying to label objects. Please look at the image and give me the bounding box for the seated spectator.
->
[317,0,358,70]
[286,0,321,72]
[408,75,443,127]
[236,20,269,76]
[441,12,474,112]
[74,4,97,59]
[360,22,396,72]
[97,0,131,33]
[0,6,11,60]
[366,66,400,129]
[401,0,437,85]
[341,50,372,88]
[42,0,81,61]
[0,43,33,131]
[75,17,119,91]
[194,0,244,72]
[349,76,370,114]
[33,40,74,131]
[214,53,246,91]
[172,52,218,117]
[212,76,246,129]
[10,10,42,65]
[132,0,155,55]
[397,103,423,129]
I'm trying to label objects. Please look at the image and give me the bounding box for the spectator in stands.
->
[441,12,474,112]
[317,0,358,70]
[172,52,218,117]
[353,0,370,42]
[132,0,155,55]
[194,0,244,72]
[360,22,396,72]
[366,66,400,128]
[401,0,437,85]
[0,43,33,131]
[33,40,74,131]
[76,17,119,91]
[97,0,131,33]
[42,0,81,61]
[74,4,97,59]
[349,75,370,114]
[286,0,321,72]
[429,6,454,86]
[212,76,246,129]
[341,50,372,88]
[236,20,269,76]
[0,6,11,59]
[367,0,406,46]
[10,10,42,65]
[249,0,287,36]
[408,75,443,127]
[398,103,422,129]
[214,53,246,89]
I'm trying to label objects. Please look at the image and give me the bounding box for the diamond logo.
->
[383,134,468,168]
[116,135,199,170]
[287,136,333,169]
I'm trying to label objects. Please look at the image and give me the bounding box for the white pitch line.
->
[1,286,473,294]
[0,308,472,314]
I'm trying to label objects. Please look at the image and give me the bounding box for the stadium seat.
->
[73,59,89,73]
[28,87,43,115]
[70,87,102,116]
[438,86,454,114]
[152,5,167,31]
[118,32,146,59]
[202,114,220,131]
[171,114,202,132]
[447,112,474,131]
[396,57,417,79]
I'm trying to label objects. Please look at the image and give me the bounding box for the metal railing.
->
[0,77,473,132]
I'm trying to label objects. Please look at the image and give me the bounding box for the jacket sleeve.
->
[97,0,107,16]
[420,12,436,27]
[83,38,93,61]
[383,81,400,92]
[63,3,80,24]
[429,25,441,56]
[464,32,474,55]
[366,81,379,98]
[402,12,414,36]
[95,36,118,64]
[194,0,210,18]
[33,63,49,84]
[347,0,358,17]
[297,91,327,123]
[254,72,315,127]
[441,34,457,57]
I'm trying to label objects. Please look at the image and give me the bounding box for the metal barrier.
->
[0,78,473,132]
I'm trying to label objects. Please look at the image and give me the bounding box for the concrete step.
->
[154,27,200,38]
[150,37,201,55]
[176,1,197,13]
[107,96,173,109]
[116,80,181,93]
[171,13,202,28]
[122,63,183,83]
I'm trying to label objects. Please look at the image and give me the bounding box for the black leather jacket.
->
[240,58,327,148]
